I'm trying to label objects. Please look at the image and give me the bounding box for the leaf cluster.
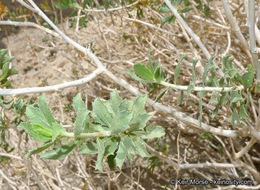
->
[19,91,165,171]
[160,0,213,25]
[0,49,17,88]
[127,54,256,126]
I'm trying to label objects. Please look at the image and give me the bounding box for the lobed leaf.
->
[174,55,186,84]
[95,138,105,171]
[52,122,65,141]
[92,98,113,127]
[242,72,254,88]
[25,141,54,159]
[142,125,165,139]
[79,142,98,154]
[133,137,151,157]
[110,111,131,134]
[134,64,154,81]
[19,122,52,143]
[115,140,127,169]
[38,95,56,127]
[72,94,90,135]
[25,106,51,129]
[41,141,78,159]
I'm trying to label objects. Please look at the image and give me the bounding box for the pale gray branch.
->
[163,0,211,60]
[0,21,61,38]
[221,0,250,57]
[0,68,103,96]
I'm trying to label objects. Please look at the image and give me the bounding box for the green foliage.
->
[126,54,165,84]
[54,0,81,9]
[0,49,17,88]
[19,91,165,171]
[0,49,20,153]
[160,0,213,25]
[127,53,256,127]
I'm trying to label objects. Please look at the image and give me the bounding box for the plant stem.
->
[248,0,260,83]
[61,131,111,138]
[159,81,244,92]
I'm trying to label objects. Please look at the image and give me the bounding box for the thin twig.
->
[235,138,256,159]
[82,1,139,13]
[164,0,212,60]
[0,21,61,38]
[0,68,103,96]
[248,0,260,82]
[0,153,23,161]
[221,0,251,57]
[124,17,175,35]
[0,169,16,186]
[191,15,230,30]
[159,81,244,92]
[16,0,37,13]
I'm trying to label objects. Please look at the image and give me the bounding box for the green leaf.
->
[160,15,175,25]
[109,90,123,115]
[132,137,151,157]
[104,140,119,157]
[212,92,228,118]
[191,59,198,82]
[178,7,193,13]
[126,71,152,83]
[202,57,215,85]
[174,55,186,84]
[0,62,10,81]
[111,111,131,134]
[72,93,86,112]
[52,122,65,141]
[79,142,98,154]
[242,72,254,88]
[25,106,51,129]
[134,64,154,81]
[187,84,195,96]
[25,141,54,159]
[0,49,8,62]
[72,94,89,135]
[132,95,147,118]
[131,114,152,130]
[209,91,218,104]
[41,141,78,159]
[104,0,110,9]
[176,0,183,6]
[142,125,165,139]
[8,68,18,76]
[92,99,113,127]
[54,0,75,9]
[95,138,105,171]
[240,103,249,120]
[177,91,184,105]
[248,64,256,73]
[160,4,171,13]
[122,136,136,155]
[115,140,127,169]
[230,107,240,126]
[154,88,168,103]
[19,123,52,143]
[39,96,56,127]
[230,91,243,104]
[2,56,14,66]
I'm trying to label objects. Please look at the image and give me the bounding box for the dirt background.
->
[0,0,260,190]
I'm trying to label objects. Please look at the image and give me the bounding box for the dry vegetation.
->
[0,0,260,189]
